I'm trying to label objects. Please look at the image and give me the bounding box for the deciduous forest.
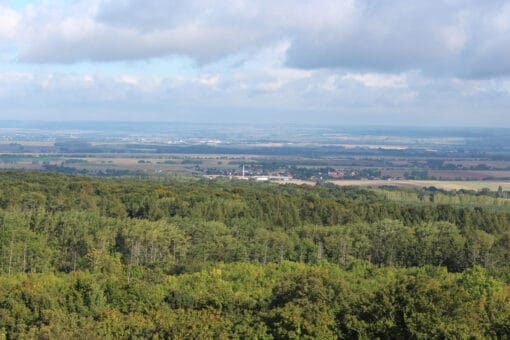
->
[0,171,509,338]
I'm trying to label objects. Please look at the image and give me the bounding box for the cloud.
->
[15,0,270,63]
[0,0,509,126]
[19,21,260,63]
[0,5,19,40]
[285,1,510,79]
[343,73,407,88]
[0,0,505,79]
[0,63,507,126]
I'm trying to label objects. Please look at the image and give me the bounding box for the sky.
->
[0,0,509,126]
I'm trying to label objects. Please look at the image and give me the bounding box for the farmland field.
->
[329,179,510,191]
[1,123,510,185]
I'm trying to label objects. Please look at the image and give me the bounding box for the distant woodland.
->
[0,171,509,338]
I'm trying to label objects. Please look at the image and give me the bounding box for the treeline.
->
[1,172,510,272]
[0,171,510,337]
[377,186,510,207]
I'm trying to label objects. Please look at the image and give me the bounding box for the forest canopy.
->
[0,171,509,338]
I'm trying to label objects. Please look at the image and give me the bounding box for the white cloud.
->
[196,74,220,86]
[343,73,408,88]
[0,0,505,80]
[117,75,140,85]
[0,65,507,126]
[0,6,19,40]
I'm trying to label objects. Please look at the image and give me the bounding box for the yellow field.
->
[282,179,316,185]
[328,180,510,191]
